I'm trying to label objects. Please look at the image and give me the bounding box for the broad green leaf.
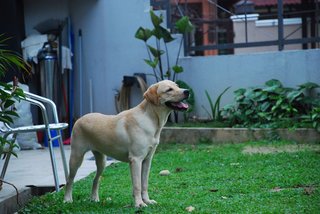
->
[234,88,246,96]
[311,113,317,120]
[260,102,271,112]
[257,93,268,102]
[147,45,164,57]
[135,27,152,42]
[164,70,171,78]
[298,82,320,90]
[275,99,283,106]
[0,115,13,124]
[265,79,282,87]
[172,65,183,73]
[150,10,163,27]
[11,151,18,158]
[152,27,163,40]
[13,88,25,98]
[3,110,19,117]
[158,26,175,43]
[4,99,15,109]
[245,109,254,115]
[144,58,159,68]
[244,88,255,100]
[287,90,303,103]
[175,16,194,33]
[263,85,281,93]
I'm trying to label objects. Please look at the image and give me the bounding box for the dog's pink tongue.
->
[177,102,189,109]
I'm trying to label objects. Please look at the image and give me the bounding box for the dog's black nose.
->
[184,90,190,98]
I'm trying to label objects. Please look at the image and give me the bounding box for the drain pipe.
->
[78,29,83,116]
[67,17,74,133]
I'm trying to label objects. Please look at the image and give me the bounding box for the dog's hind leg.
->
[91,151,106,202]
[64,148,86,203]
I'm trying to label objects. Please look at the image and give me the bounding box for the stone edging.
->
[161,127,320,144]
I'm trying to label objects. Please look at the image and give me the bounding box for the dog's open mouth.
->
[165,101,189,111]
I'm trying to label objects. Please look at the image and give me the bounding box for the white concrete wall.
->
[23,1,320,121]
[68,0,184,116]
[24,0,69,36]
[179,49,320,118]
[68,0,153,116]
[24,0,162,116]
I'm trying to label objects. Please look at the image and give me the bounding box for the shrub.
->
[221,79,320,128]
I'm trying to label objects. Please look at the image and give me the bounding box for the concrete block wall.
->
[179,49,320,118]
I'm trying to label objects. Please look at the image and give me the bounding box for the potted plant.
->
[0,34,29,190]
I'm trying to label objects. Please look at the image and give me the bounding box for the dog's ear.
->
[144,84,159,105]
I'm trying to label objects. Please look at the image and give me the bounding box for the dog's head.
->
[144,80,189,111]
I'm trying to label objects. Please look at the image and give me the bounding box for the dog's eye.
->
[166,88,173,92]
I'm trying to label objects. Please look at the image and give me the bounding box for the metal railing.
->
[151,0,320,55]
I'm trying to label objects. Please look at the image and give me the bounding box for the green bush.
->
[221,79,320,129]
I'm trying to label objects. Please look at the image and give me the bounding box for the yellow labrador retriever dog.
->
[64,80,189,208]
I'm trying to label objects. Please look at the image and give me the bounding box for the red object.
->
[64,138,71,145]
[37,131,44,143]
[251,0,301,6]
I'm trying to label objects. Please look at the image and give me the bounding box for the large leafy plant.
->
[135,11,194,123]
[135,10,193,82]
[0,35,28,160]
[221,79,320,129]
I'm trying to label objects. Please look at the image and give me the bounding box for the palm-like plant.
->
[0,34,29,160]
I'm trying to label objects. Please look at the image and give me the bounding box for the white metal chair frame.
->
[0,91,69,192]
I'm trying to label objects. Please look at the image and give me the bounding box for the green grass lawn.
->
[20,141,320,213]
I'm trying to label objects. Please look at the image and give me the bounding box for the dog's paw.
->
[135,200,148,208]
[91,197,100,202]
[144,199,157,205]
[91,193,100,202]
[63,198,73,203]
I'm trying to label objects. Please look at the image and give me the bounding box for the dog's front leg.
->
[129,157,147,208]
[141,153,157,205]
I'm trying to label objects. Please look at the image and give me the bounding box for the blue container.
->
[43,130,59,147]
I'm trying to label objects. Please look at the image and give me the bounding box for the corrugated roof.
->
[251,0,301,6]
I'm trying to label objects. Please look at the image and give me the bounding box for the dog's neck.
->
[139,99,171,129]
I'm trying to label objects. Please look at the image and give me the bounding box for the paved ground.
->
[0,145,111,213]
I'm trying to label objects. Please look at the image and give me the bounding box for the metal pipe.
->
[78,29,83,116]
[316,0,320,48]
[277,0,284,51]
[67,16,74,134]
[245,0,248,43]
